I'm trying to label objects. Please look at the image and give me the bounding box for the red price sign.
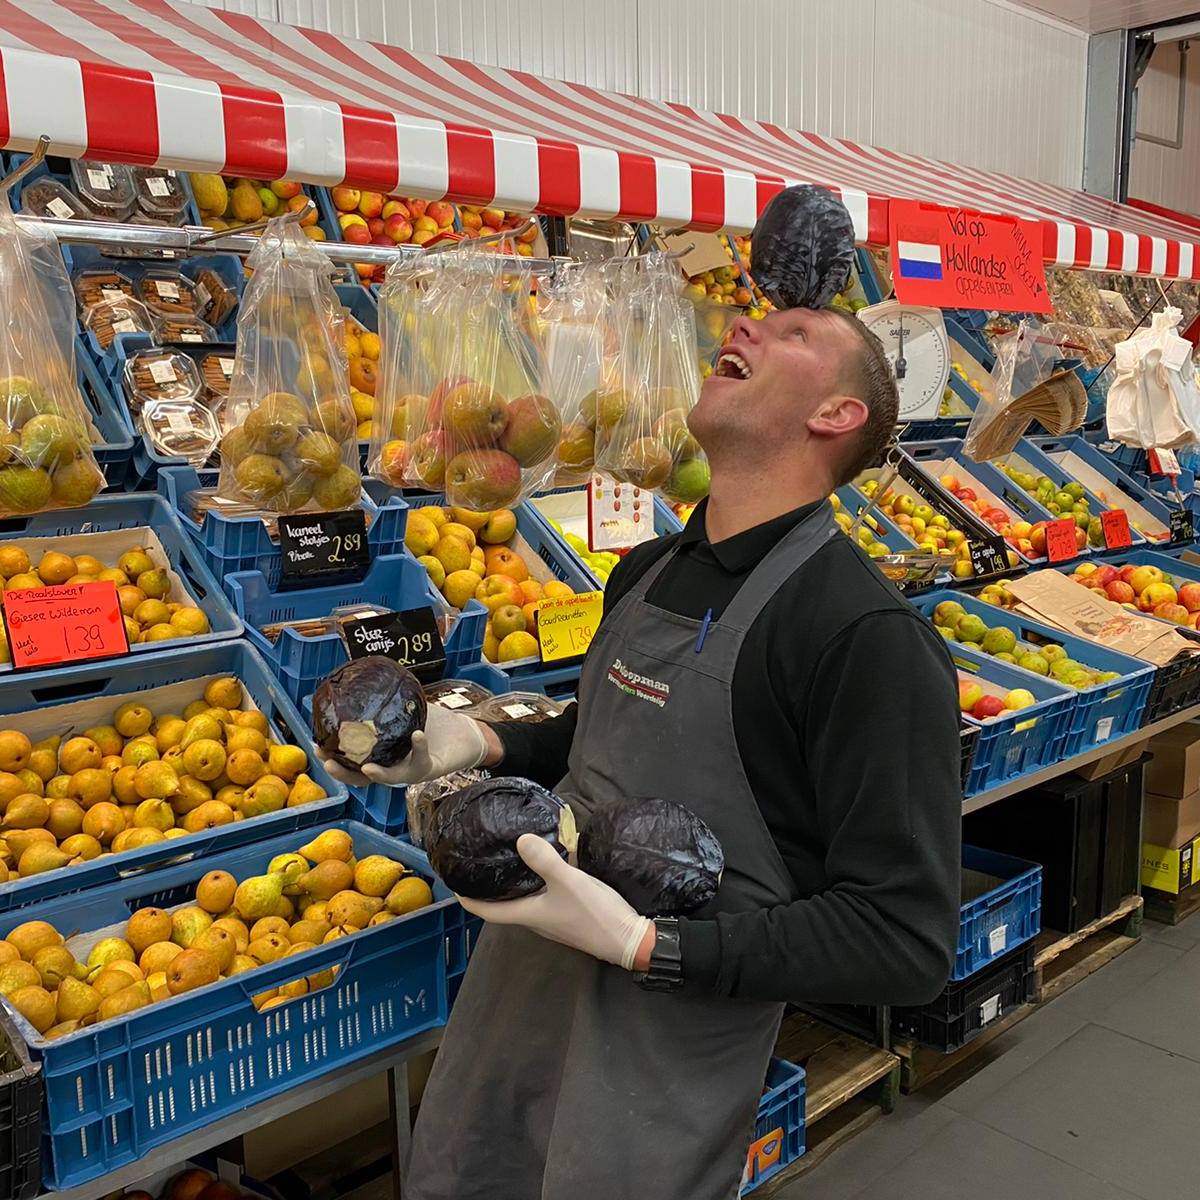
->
[1101,509,1133,550]
[1044,518,1079,563]
[2,581,129,670]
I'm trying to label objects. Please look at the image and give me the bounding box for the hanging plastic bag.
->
[217,212,360,513]
[1106,308,1200,450]
[373,248,559,510]
[594,254,709,504]
[0,190,105,514]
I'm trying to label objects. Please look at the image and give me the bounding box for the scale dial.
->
[857,301,950,421]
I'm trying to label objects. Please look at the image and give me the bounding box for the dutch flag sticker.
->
[896,228,943,281]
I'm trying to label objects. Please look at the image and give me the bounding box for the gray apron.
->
[408,505,839,1200]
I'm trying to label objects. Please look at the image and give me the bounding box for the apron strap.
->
[601,534,687,624]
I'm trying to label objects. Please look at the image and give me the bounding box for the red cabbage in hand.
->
[312,656,426,770]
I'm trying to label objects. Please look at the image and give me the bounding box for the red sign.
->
[1045,518,1079,563]
[1101,509,1133,550]
[3,581,129,670]
[888,200,1052,314]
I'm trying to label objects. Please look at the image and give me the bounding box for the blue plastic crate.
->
[0,492,240,660]
[955,846,1042,981]
[742,1058,807,1194]
[0,819,449,1189]
[1032,434,1178,548]
[226,552,489,707]
[949,643,1075,795]
[300,659,510,836]
[0,640,346,914]
[75,334,137,491]
[945,315,996,374]
[158,466,406,588]
[919,590,1153,762]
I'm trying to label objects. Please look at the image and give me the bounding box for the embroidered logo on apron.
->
[606,657,671,707]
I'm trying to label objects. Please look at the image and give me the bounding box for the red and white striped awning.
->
[2,0,1200,279]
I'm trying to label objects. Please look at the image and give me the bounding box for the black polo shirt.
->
[492,499,962,1006]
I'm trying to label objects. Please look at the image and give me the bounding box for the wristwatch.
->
[634,917,683,992]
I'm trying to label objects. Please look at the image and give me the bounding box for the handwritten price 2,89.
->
[328,532,363,564]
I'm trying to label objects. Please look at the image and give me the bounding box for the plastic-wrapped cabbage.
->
[312,657,426,769]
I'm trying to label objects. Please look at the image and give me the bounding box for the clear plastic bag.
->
[216,214,361,513]
[372,248,559,510]
[0,192,104,514]
[594,255,708,503]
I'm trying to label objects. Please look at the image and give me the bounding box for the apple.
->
[371,235,393,246]
[358,191,384,218]
[1029,525,1048,555]
[331,185,361,212]
[287,194,318,225]
[1075,561,1099,578]
[1178,582,1200,612]
[475,574,524,613]
[427,200,455,227]
[344,223,372,245]
[1105,580,1136,604]
[384,214,413,243]
[414,214,438,235]
[382,199,410,220]
[1129,565,1164,594]
[338,212,367,231]
[1004,688,1036,710]
[409,430,449,488]
[499,393,560,467]
[270,180,302,200]
[445,448,522,510]
[443,383,508,445]
[411,228,436,247]
[367,216,385,237]
[407,198,428,219]
[1154,601,1191,625]
[973,695,1005,720]
[481,206,505,228]
[957,488,978,503]
[460,209,483,231]
[1092,564,1118,588]
[959,679,984,712]
[1139,581,1178,612]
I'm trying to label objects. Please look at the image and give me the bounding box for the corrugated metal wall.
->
[1128,40,1200,217]
[188,0,1089,190]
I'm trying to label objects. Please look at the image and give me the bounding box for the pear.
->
[328,890,383,929]
[288,919,330,945]
[228,953,258,976]
[0,942,18,967]
[4,829,54,862]
[301,900,328,923]
[298,829,352,864]
[126,907,173,956]
[295,860,353,902]
[268,852,308,888]
[86,938,135,973]
[6,919,63,961]
[166,947,219,996]
[247,934,289,964]
[2,793,48,830]
[171,906,213,948]
[234,873,283,922]
[249,916,290,941]
[18,842,71,876]
[353,856,406,898]
[195,869,237,914]
[387,877,434,916]
[138,941,182,975]
[10,984,56,1033]
[32,945,79,988]
[287,774,327,806]
[56,976,100,1024]
[212,917,249,952]
[45,1020,80,1040]
[91,966,137,998]
[368,911,395,927]
[98,981,150,1021]
[147,971,171,1002]
[191,927,236,973]
[59,833,102,861]
[0,960,41,996]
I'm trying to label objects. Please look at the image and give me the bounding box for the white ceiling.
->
[1010,0,1200,32]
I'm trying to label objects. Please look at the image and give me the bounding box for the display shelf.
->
[962,704,1200,814]
[30,1030,442,1200]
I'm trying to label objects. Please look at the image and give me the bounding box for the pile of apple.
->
[558,529,622,587]
[958,673,1037,723]
[189,175,314,236]
[830,493,896,560]
[931,598,1121,689]
[1067,560,1200,627]
[329,189,457,284]
[683,264,752,308]
[937,471,1069,561]
[995,463,1107,549]
[119,1166,257,1200]
[405,504,576,663]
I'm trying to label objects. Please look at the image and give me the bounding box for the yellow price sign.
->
[536,591,604,663]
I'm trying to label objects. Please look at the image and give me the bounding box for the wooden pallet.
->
[1144,880,1200,927]
[751,1013,899,1196]
[894,894,1143,1094]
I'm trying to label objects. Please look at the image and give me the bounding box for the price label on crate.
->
[1101,508,1133,550]
[587,474,655,551]
[968,536,1008,576]
[536,591,604,662]
[342,606,445,680]
[278,510,371,588]
[1044,517,1078,563]
[2,581,129,670]
[1170,507,1195,544]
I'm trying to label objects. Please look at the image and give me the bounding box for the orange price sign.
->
[2,581,129,670]
[1101,508,1133,550]
[1044,518,1079,563]
[536,591,604,663]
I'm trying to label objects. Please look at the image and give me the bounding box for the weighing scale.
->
[857,300,950,422]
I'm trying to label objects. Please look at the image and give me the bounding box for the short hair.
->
[826,307,899,485]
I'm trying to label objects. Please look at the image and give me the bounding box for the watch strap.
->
[635,917,683,992]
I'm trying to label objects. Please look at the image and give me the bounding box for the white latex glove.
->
[459,834,652,970]
[318,703,489,789]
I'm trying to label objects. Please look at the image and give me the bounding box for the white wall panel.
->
[1128,40,1200,217]
[188,0,1088,189]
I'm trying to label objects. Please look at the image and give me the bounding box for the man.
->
[326,305,962,1200]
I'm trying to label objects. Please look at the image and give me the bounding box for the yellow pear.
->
[298,829,352,863]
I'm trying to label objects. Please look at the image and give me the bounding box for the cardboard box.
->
[1073,739,1148,781]
[1142,834,1200,894]
[1144,724,1200,797]
[1143,788,1200,848]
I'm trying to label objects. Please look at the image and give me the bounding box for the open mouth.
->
[714,350,752,379]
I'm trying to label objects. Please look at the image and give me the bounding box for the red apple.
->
[382,198,409,220]
[956,487,977,502]
[407,197,428,219]
[355,261,375,280]
[344,223,372,245]
[371,235,394,246]
[1105,580,1136,604]
[427,200,456,228]
[1074,527,1087,550]
[167,1170,213,1200]
[1178,582,1200,612]
[358,191,384,218]
[384,214,413,243]
[367,217,385,237]
[1029,525,1047,555]
[481,206,505,228]
[460,209,482,231]
[1118,564,1138,584]
[330,185,361,212]
[1154,601,1190,625]
[972,695,1005,720]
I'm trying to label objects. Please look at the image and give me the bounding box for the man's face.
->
[688,308,865,462]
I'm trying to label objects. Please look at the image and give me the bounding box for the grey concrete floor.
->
[775,910,1200,1200]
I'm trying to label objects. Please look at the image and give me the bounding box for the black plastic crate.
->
[892,942,1037,1052]
[963,755,1145,934]
[0,1003,41,1200]
[1142,650,1200,726]
[960,721,980,791]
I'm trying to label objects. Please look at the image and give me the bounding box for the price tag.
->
[46,197,73,219]
[1101,508,1133,550]
[587,474,655,552]
[165,410,193,435]
[536,590,604,662]
[988,925,1007,955]
[502,702,537,718]
[149,360,177,384]
[1045,517,1079,562]
[1170,507,1194,544]
[967,536,1008,577]
[180,333,203,343]
[979,995,1001,1025]
[218,357,235,377]
[342,606,445,680]
[434,689,474,710]
[112,319,137,335]
[101,287,125,303]
[277,509,371,587]
[2,581,129,670]
[154,280,180,300]
[87,168,111,190]
[146,176,171,198]
[1150,447,1182,476]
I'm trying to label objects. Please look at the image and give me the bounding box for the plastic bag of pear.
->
[0,189,105,515]
[216,213,362,513]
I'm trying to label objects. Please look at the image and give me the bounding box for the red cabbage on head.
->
[750,185,855,310]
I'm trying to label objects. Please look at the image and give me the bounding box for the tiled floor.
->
[776,909,1200,1200]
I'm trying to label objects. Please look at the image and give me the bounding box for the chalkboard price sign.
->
[342,606,446,681]
[278,510,371,586]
